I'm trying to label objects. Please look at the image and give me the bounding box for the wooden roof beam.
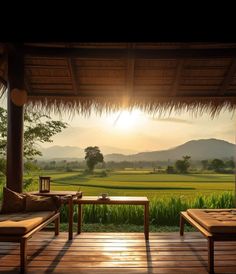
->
[23,46,236,59]
[67,58,79,95]
[126,44,135,95]
[219,58,236,95]
[171,59,185,96]
[24,76,32,94]
[28,93,236,99]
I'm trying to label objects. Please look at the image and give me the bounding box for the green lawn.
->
[25,169,234,199]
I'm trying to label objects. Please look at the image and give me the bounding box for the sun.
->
[111,109,141,131]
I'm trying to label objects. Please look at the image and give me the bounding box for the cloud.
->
[151,117,193,124]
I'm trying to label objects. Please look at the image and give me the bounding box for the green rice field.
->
[1,169,235,226]
[25,169,235,199]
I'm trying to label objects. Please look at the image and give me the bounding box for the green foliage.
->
[201,158,234,173]
[0,106,67,175]
[210,158,225,172]
[0,158,6,176]
[84,146,104,173]
[175,155,191,174]
[58,192,234,226]
[166,165,175,174]
[201,160,209,170]
[225,159,235,169]
[59,223,195,233]
[23,111,67,160]
[0,107,67,161]
[0,108,7,157]
[23,177,34,189]
[24,161,40,174]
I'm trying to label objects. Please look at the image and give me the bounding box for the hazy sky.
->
[1,97,235,153]
[43,107,236,153]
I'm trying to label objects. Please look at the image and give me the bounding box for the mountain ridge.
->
[38,138,235,162]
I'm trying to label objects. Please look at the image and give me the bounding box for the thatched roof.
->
[1,42,236,116]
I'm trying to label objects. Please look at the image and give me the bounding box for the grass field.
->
[25,169,235,200]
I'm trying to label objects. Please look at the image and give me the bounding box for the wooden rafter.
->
[24,76,32,94]
[67,57,79,94]
[66,43,79,95]
[219,58,236,95]
[126,43,135,95]
[28,94,236,100]
[171,59,185,96]
[23,46,236,59]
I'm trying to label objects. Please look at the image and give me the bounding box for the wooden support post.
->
[78,204,82,234]
[68,195,73,240]
[208,237,214,274]
[144,201,149,240]
[55,214,60,236]
[7,45,25,193]
[20,238,27,274]
[180,213,185,236]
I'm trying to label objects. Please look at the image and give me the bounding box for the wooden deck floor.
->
[0,232,236,273]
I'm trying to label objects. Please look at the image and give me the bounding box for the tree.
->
[210,159,225,173]
[175,155,191,174]
[225,159,235,169]
[0,158,6,176]
[166,165,175,174]
[84,146,104,173]
[201,160,209,170]
[0,107,67,174]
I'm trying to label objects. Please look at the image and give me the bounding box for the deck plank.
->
[0,232,235,273]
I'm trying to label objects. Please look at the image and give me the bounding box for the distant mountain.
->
[39,139,235,162]
[39,145,137,160]
[104,139,235,162]
[40,146,84,159]
[100,146,137,155]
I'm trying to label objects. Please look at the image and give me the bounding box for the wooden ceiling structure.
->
[1,43,236,116]
[1,42,236,192]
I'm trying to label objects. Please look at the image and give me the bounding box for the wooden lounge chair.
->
[180,209,236,274]
[0,187,61,273]
[0,210,60,273]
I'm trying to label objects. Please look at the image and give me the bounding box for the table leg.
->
[180,213,185,236]
[77,204,82,234]
[68,196,73,240]
[144,202,149,240]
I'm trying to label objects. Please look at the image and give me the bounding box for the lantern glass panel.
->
[39,176,51,193]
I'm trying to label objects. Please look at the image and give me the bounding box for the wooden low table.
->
[29,191,78,240]
[76,196,149,240]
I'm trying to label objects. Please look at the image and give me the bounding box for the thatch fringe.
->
[26,95,236,118]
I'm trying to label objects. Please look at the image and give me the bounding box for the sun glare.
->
[106,109,141,131]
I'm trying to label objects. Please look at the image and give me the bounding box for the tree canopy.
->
[210,159,225,173]
[175,155,191,174]
[84,146,104,173]
[0,107,67,175]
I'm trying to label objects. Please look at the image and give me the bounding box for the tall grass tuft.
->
[59,191,234,226]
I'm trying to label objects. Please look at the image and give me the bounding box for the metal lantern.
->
[39,176,51,193]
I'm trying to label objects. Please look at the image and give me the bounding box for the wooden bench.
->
[0,211,60,273]
[180,209,236,274]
